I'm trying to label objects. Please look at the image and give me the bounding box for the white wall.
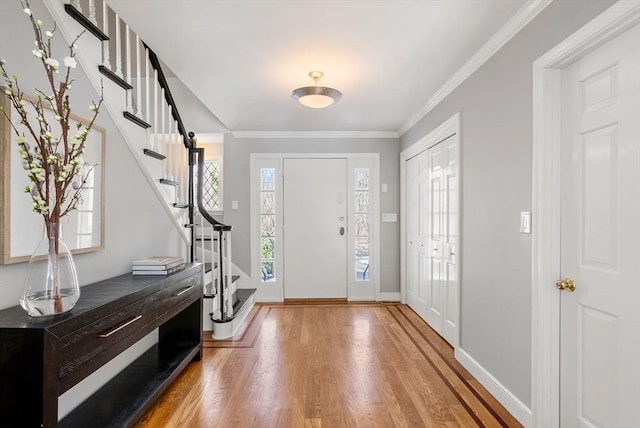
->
[400,0,616,409]
[223,134,400,293]
[0,1,186,416]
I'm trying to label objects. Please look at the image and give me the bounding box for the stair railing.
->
[190,135,235,320]
[62,0,235,320]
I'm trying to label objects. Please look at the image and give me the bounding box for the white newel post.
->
[182,142,187,205]
[225,232,234,317]
[213,229,220,318]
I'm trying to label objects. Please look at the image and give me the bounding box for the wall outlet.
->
[520,212,531,234]
[382,213,397,223]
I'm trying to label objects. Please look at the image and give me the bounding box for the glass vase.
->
[20,221,80,317]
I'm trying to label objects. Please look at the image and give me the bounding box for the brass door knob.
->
[556,278,576,292]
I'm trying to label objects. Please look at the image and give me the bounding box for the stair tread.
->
[159,178,178,186]
[98,65,133,90]
[143,148,166,160]
[64,4,109,41]
[124,111,151,129]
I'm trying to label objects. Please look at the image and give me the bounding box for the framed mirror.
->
[0,92,105,264]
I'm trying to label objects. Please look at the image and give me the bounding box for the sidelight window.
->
[354,167,370,281]
[260,168,276,282]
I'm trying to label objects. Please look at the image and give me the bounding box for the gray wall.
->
[400,0,616,408]
[0,2,184,309]
[223,135,400,293]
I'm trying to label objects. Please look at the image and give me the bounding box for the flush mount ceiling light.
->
[291,71,342,108]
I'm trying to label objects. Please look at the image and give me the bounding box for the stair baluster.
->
[101,1,111,69]
[114,13,123,78]
[224,231,234,317]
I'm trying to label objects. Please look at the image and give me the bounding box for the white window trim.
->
[250,153,380,303]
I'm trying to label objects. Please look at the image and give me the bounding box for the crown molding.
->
[398,0,553,136]
[232,131,399,139]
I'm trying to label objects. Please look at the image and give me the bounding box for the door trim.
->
[249,153,380,303]
[531,3,640,426]
[400,112,461,344]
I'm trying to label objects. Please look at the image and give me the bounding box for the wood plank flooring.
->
[136,303,522,428]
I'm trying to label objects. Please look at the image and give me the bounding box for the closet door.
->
[406,151,429,320]
[426,136,458,347]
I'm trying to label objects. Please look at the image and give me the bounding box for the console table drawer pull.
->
[174,285,194,297]
[97,315,143,338]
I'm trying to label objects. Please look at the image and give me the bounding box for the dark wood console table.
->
[0,263,203,427]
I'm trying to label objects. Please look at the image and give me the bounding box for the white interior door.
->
[406,151,429,319]
[560,23,640,427]
[426,136,458,346]
[283,158,348,298]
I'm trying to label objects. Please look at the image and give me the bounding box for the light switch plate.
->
[520,212,531,234]
[382,213,397,223]
[232,200,238,210]
[381,183,388,193]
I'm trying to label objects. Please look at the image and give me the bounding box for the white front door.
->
[560,23,640,427]
[283,158,348,298]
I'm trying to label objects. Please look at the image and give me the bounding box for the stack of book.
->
[131,256,185,276]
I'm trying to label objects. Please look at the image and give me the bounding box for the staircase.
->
[45,0,255,339]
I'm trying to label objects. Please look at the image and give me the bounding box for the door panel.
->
[283,158,348,299]
[406,152,429,319]
[443,140,458,343]
[405,134,458,347]
[560,23,640,427]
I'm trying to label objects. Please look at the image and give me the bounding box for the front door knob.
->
[556,277,576,292]
[339,226,345,236]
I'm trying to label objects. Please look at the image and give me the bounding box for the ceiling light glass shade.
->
[291,71,342,108]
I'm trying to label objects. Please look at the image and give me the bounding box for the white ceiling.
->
[106,0,529,135]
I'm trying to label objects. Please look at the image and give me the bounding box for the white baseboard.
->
[378,292,401,302]
[211,293,255,339]
[255,296,283,303]
[455,348,532,427]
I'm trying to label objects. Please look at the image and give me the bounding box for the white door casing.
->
[532,2,640,426]
[401,113,460,348]
[560,23,640,428]
[283,158,348,299]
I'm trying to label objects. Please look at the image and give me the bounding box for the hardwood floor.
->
[136,303,522,427]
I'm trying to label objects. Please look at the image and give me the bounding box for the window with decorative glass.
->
[260,168,276,282]
[195,159,223,211]
[354,167,370,280]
